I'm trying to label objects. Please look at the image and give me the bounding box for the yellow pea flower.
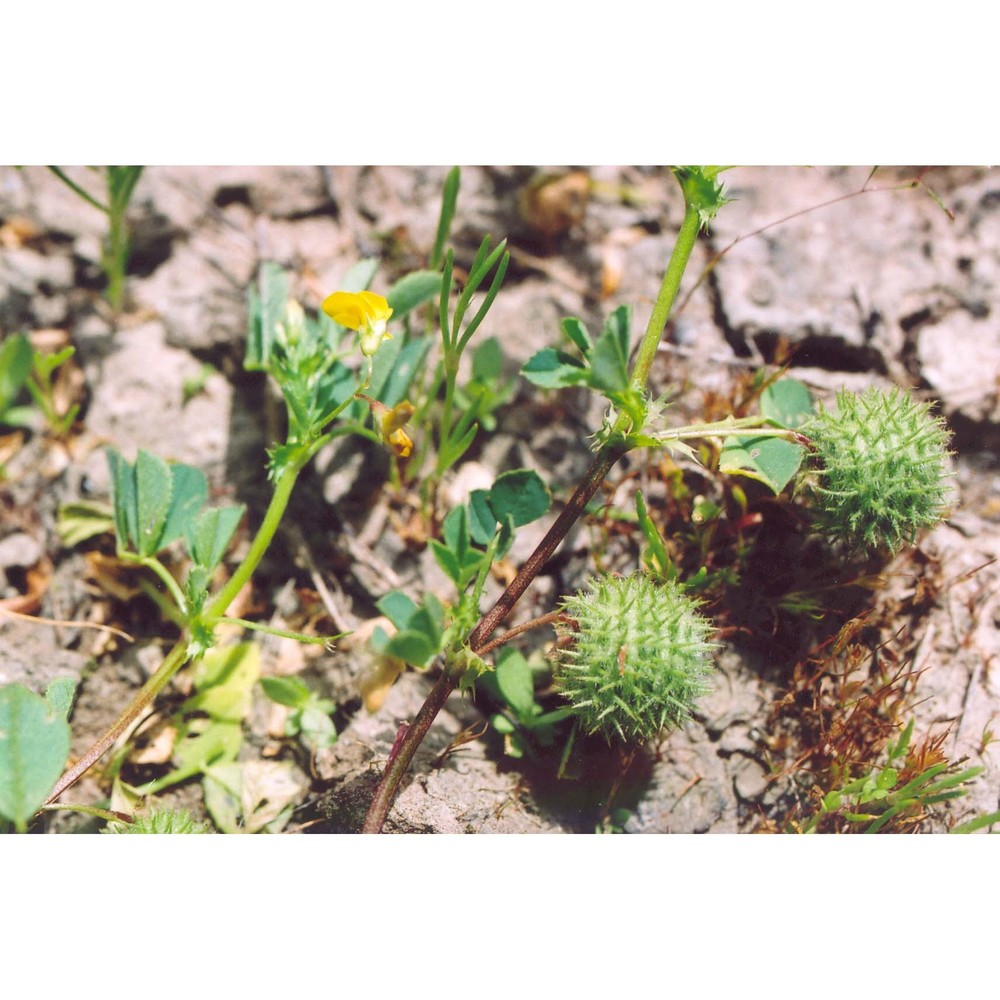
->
[322,290,393,357]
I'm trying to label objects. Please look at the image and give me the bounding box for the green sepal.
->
[673,166,731,230]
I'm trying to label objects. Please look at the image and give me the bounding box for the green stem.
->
[40,803,132,825]
[206,449,309,619]
[105,204,130,312]
[216,616,342,645]
[630,202,701,391]
[362,174,706,834]
[137,556,188,615]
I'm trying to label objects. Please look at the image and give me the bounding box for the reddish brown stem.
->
[361,444,625,834]
[475,611,568,657]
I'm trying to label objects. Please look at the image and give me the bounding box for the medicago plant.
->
[0,167,956,834]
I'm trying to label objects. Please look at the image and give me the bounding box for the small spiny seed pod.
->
[803,386,952,553]
[553,574,716,743]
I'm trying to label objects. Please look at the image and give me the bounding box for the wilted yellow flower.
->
[380,401,415,458]
[322,290,393,357]
[355,394,415,458]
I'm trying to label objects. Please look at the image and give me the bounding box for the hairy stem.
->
[45,639,188,804]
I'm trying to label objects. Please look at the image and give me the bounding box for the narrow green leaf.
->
[440,422,478,471]
[635,489,668,578]
[375,337,432,407]
[951,809,1000,834]
[430,167,460,270]
[488,469,551,527]
[0,684,71,831]
[245,263,289,371]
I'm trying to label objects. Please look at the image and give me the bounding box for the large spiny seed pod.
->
[803,387,952,553]
[553,574,716,743]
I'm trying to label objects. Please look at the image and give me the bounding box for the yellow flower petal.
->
[386,428,413,458]
[322,291,367,330]
[357,290,393,324]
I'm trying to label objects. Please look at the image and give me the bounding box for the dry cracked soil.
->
[2,165,999,834]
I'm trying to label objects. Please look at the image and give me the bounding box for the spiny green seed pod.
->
[803,386,952,553]
[554,574,716,743]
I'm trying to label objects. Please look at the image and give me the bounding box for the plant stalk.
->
[362,180,705,833]
[45,638,188,804]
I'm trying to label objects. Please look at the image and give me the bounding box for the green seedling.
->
[48,165,144,312]
[260,675,337,751]
[800,720,992,834]
[0,332,79,436]
[477,647,573,761]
